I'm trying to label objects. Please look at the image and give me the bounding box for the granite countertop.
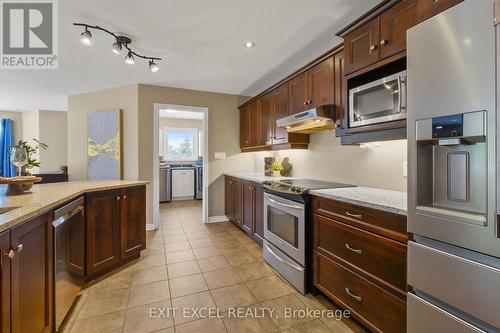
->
[0,180,148,232]
[224,172,296,183]
[310,187,407,216]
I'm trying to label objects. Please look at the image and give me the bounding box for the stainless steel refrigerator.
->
[407,0,500,332]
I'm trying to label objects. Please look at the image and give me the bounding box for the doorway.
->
[153,103,209,230]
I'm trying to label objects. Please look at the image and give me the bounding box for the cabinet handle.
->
[4,250,14,260]
[122,195,127,199]
[345,211,362,219]
[345,288,362,302]
[307,100,312,105]
[303,101,307,105]
[370,45,377,51]
[433,0,439,3]
[380,39,388,46]
[116,196,121,201]
[345,243,362,254]
[16,244,22,253]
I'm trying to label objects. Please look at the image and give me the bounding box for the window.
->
[163,127,199,161]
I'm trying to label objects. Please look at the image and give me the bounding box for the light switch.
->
[403,161,408,178]
[214,152,226,160]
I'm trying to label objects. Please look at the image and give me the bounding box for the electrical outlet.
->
[214,152,226,160]
[403,161,408,178]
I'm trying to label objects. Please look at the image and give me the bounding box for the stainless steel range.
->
[262,179,355,294]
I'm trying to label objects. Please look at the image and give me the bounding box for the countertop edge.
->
[0,181,148,232]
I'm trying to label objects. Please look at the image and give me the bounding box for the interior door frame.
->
[153,103,209,229]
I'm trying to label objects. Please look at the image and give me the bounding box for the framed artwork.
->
[87,109,123,180]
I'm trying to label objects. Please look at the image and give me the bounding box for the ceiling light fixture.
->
[74,23,162,71]
[245,41,255,48]
[80,27,93,45]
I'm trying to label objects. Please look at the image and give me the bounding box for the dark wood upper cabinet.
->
[0,231,10,333]
[333,48,346,128]
[120,186,146,260]
[10,213,53,333]
[248,101,262,146]
[417,0,463,22]
[232,178,243,227]
[242,180,255,236]
[272,83,290,144]
[344,17,380,74]
[288,72,308,115]
[86,190,121,277]
[259,93,274,146]
[380,0,418,59]
[239,106,251,148]
[308,56,334,108]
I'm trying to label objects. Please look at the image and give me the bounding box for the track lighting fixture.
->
[125,51,135,65]
[74,23,162,72]
[149,60,159,73]
[80,28,92,45]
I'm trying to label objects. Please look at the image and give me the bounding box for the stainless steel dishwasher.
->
[53,197,85,331]
[160,165,172,202]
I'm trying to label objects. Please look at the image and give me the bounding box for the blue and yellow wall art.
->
[87,109,123,180]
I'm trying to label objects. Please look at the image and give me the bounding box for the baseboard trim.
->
[146,223,156,231]
[207,215,229,223]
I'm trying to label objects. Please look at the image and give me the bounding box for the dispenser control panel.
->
[432,114,463,138]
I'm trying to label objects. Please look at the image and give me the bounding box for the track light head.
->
[80,28,92,45]
[149,60,159,73]
[125,51,135,65]
[112,41,122,54]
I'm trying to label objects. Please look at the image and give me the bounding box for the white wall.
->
[38,110,67,172]
[251,132,408,192]
[0,111,23,144]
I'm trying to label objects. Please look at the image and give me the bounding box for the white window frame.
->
[163,127,199,161]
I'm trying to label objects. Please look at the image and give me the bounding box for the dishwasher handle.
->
[53,205,84,228]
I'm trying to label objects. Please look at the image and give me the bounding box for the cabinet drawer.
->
[417,0,463,22]
[312,196,407,242]
[313,252,405,333]
[313,214,406,293]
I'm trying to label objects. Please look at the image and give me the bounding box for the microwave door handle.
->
[398,76,406,113]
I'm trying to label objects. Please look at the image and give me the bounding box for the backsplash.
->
[251,131,407,192]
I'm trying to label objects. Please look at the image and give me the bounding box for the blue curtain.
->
[0,119,14,177]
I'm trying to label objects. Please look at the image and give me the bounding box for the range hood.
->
[276,106,336,134]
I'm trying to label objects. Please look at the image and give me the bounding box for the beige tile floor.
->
[68,200,366,333]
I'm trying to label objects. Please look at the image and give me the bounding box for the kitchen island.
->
[0,180,147,333]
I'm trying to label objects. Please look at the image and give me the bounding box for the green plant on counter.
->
[271,161,283,171]
[10,139,48,174]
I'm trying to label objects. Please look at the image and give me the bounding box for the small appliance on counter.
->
[261,179,355,294]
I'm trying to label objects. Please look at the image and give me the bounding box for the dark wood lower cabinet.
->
[225,176,264,246]
[120,186,146,259]
[0,231,10,333]
[86,189,121,277]
[11,213,53,333]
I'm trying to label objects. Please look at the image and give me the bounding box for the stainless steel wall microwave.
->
[349,70,407,128]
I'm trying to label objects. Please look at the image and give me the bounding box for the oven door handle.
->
[267,196,304,210]
[265,243,304,272]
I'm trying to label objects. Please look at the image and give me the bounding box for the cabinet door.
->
[417,0,463,22]
[224,177,235,221]
[120,186,146,260]
[86,190,120,277]
[0,231,10,333]
[307,56,334,108]
[182,170,195,197]
[253,183,264,245]
[289,73,308,115]
[272,83,289,145]
[333,49,347,128]
[171,170,184,198]
[233,178,243,227]
[380,0,418,59]
[260,93,274,146]
[248,101,261,147]
[344,17,380,74]
[11,213,53,333]
[239,106,251,148]
[242,180,255,236]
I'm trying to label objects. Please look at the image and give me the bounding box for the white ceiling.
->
[0,0,381,111]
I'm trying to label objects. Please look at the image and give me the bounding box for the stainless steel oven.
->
[263,192,306,293]
[349,70,406,128]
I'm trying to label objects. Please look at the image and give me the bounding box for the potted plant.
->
[271,161,283,177]
[10,139,48,190]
